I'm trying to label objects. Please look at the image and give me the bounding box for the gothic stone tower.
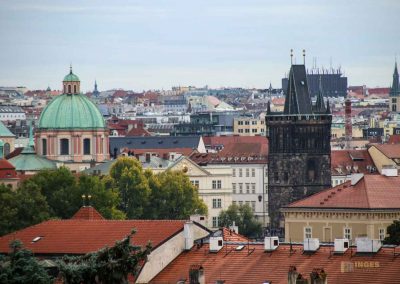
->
[389,61,400,113]
[266,64,332,228]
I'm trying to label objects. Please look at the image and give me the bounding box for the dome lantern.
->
[63,65,80,95]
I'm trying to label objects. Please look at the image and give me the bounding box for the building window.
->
[239,169,242,177]
[238,129,244,133]
[252,120,257,125]
[251,168,255,177]
[246,168,249,177]
[245,121,250,125]
[212,180,221,189]
[251,201,256,211]
[83,138,91,155]
[305,227,312,239]
[60,138,69,155]
[232,183,236,193]
[344,228,352,240]
[41,139,47,156]
[239,201,243,206]
[4,143,10,156]
[251,183,256,194]
[191,180,199,188]
[238,121,243,125]
[379,228,385,241]
[232,168,236,177]
[212,198,222,208]
[232,201,237,206]
[306,159,316,182]
[212,216,220,228]
[245,129,250,133]
[252,129,257,133]
[74,85,77,93]
[68,85,71,94]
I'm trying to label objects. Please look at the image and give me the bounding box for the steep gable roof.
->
[71,206,105,220]
[372,144,400,159]
[284,65,313,115]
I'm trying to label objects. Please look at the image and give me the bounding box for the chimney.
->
[356,237,382,253]
[184,221,194,250]
[264,236,279,251]
[303,238,320,252]
[381,165,398,177]
[334,238,349,253]
[209,237,223,253]
[190,214,207,227]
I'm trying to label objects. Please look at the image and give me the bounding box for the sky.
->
[0,0,399,92]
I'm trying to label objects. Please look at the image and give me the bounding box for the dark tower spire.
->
[315,76,326,112]
[390,60,400,97]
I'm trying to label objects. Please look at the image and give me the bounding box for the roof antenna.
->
[303,49,306,65]
[290,49,293,65]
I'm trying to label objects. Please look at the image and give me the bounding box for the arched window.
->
[68,85,71,94]
[83,138,91,155]
[60,138,69,155]
[42,139,47,156]
[74,85,77,93]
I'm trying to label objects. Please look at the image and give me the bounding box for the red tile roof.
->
[285,175,400,209]
[150,243,400,284]
[388,135,400,144]
[372,144,400,159]
[0,159,17,179]
[221,228,249,242]
[125,126,151,137]
[0,219,185,255]
[71,206,105,220]
[331,150,376,176]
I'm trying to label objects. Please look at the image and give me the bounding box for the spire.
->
[390,60,400,97]
[315,76,326,112]
[70,64,73,74]
[290,49,293,65]
[283,65,313,114]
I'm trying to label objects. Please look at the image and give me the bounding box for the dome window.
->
[60,138,69,155]
[83,138,91,155]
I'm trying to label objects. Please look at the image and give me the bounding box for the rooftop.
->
[284,175,400,210]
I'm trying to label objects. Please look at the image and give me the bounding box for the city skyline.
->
[0,0,399,92]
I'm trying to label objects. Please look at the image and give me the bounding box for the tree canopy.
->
[384,220,400,245]
[219,204,262,238]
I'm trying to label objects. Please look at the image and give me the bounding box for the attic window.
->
[235,245,245,251]
[32,236,42,243]
[158,140,163,144]
[141,141,146,144]
[300,81,305,85]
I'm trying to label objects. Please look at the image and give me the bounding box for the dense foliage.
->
[57,229,151,284]
[384,220,400,245]
[0,157,207,236]
[219,204,262,238]
[0,240,53,284]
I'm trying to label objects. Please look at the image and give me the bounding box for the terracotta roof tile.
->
[150,243,400,284]
[0,219,185,255]
[388,135,400,144]
[71,206,105,220]
[373,144,400,159]
[331,150,377,176]
[285,175,400,209]
[221,228,249,242]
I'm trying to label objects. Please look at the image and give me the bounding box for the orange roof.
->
[150,243,400,284]
[331,150,376,176]
[372,144,400,159]
[221,228,249,242]
[285,175,400,209]
[125,126,151,137]
[0,159,15,170]
[0,219,185,255]
[71,206,105,220]
[388,135,400,144]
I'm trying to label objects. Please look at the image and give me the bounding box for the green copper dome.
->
[63,67,80,82]
[38,93,105,129]
[9,145,56,171]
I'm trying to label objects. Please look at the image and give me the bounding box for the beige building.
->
[368,144,400,174]
[152,156,233,229]
[233,115,266,136]
[282,174,400,243]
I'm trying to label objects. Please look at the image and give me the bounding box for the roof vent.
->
[264,236,279,251]
[209,236,223,253]
[303,238,320,252]
[356,237,382,253]
[334,238,349,253]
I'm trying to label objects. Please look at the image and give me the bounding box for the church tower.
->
[266,54,332,228]
[389,61,400,113]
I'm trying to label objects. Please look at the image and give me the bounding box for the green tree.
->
[109,157,150,218]
[0,184,50,236]
[219,204,262,238]
[384,220,400,245]
[57,229,151,284]
[146,170,207,219]
[0,240,53,284]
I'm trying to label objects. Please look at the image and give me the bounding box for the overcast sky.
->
[0,0,399,92]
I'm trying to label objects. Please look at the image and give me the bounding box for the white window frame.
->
[344,227,352,240]
[304,227,312,239]
[379,228,385,241]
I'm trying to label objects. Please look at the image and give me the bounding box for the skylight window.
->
[32,236,42,243]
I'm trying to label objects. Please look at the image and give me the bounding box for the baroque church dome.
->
[38,67,105,130]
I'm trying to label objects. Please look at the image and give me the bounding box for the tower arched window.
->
[306,159,316,182]
[60,138,69,155]
[83,138,91,155]
[68,85,71,94]
[74,85,77,93]
[4,143,10,156]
